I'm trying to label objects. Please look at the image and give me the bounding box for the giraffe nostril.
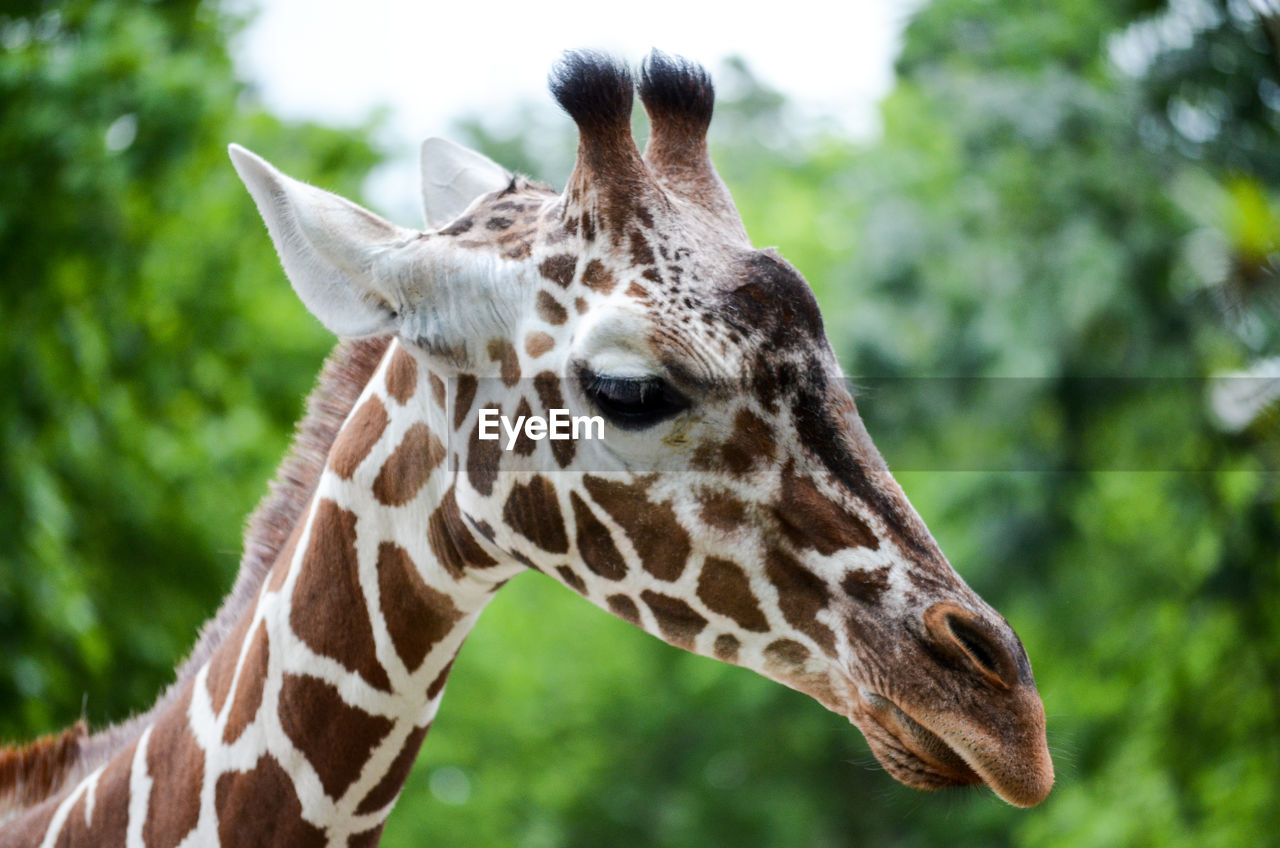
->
[922,602,1019,690]
[946,616,1000,677]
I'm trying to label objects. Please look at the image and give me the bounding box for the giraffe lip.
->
[857,690,1052,807]
[858,692,982,791]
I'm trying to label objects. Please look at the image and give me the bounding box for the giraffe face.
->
[231,50,1052,808]
[416,186,1053,807]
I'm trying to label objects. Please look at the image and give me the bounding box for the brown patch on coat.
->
[504,240,533,260]
[502,475,569,554]
[842,566,891,606]
[384,346,418,405]
[697,558,768,632]
[697,488,747,532]
[640,590,707,649]
[582,258,617,294]
[724,409,775,473]
[534,371,575,467]
[539,254,577,288]
[372,423,446,506]
[763,638,811,671]
[428,485,499,580]
[143,684,203,848]
[583,475,690,580]
[555,565,588,594]
[426,662,453,700]
[774,470,878,555]
[524,331,555,359]
[0,721,86,820]
[765,549,837,658]
[713,633,741,664]
[629,229,655,266]
[750,360,782,414]
[377,541,464,672]
[206,611,255,714]
[90,742,134,838]
[354,724,429,816]
[291,499,392,691]
[536,290,568,325]
[692,409,775,474]
[570,492,627,580]
[472,519,496,543]
[429,373,447,409]
[606,594,640,625]
[487,338,522,386]
[466,417,502,497]
[575,297,589,314]
[453,374,478,431]
[349,828,385,848]
[439,216,473,236]
[278,673,394,800]
[215,754,327,848]
[330,396,388,479]
[510,397,537,456]
[223,622,270,744]
[625,281,650,301]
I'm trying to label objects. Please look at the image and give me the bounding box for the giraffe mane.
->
[0,336,392,818]
[0,722,87,822]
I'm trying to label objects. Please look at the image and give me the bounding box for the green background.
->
[2,0,1278,845]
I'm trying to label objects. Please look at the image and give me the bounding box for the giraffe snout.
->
[851,599,1054,807]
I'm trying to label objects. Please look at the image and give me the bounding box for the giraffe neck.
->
[9,340,511,847]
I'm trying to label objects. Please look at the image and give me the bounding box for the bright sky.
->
[229,0,917,219]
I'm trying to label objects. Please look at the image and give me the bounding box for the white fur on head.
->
[229,143,419,338]
[420,137,512,228]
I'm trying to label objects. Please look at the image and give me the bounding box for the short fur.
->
[0,336,392,816]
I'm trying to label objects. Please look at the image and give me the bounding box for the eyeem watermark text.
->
[478,408,605,451]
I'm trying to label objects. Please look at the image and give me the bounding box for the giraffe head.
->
[230,51,1053,807]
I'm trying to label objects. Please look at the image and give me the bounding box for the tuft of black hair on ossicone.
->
[548,50,635,134]
[638,48,715,135]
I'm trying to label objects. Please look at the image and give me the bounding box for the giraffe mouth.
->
[854,690,1052,807]
[856,692,982,793]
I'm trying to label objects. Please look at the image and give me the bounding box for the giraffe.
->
[0,50,1054,846]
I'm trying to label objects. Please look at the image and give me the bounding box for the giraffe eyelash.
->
[579,369,690,431]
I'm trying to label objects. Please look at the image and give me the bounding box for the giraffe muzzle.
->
[850,603,1054,807]
[861,685,1054,807]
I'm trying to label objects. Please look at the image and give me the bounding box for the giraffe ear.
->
[229,143,418,338]
[420,137,512,229]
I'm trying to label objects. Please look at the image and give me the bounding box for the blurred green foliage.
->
[0,0,376,733]
[2,0,1278,846]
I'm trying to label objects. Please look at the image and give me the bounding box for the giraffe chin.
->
[855,692,1053,808]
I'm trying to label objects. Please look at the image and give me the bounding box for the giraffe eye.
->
[581,371,689,430]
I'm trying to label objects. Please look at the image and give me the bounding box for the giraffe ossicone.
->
[0,49,1053,846]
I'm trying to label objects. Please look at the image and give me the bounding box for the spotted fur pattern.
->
[0,50,1052,847]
